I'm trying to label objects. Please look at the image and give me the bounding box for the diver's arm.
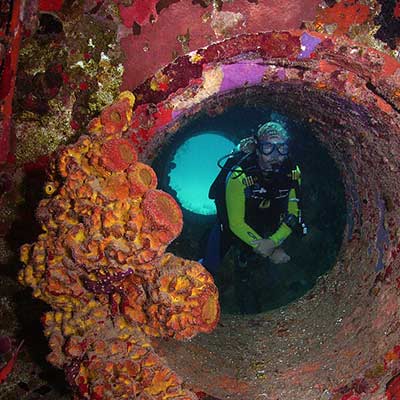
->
[225,168,262,247]
[269,167,301,245]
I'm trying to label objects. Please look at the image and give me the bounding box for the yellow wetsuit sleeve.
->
[225,168,262,247]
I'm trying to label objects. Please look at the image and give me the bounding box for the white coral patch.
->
[169,66,224,112]
[210,10,245,38]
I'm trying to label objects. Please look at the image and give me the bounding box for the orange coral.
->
[87,116,102,134]
[101,138,138,172]
[142,189,183,241]
[145,253,220,340]
[128,162,158,196]
[101,174,130,201]
[100,91,135,135]
[18,91,219,399]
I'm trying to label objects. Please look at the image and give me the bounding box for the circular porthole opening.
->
[152,105,346,315]
[168,132,235,216]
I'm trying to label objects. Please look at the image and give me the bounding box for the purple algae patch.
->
[298,32,322,59]
[172,110,183,120]
[220,62,267,93]
[277,68,286,80]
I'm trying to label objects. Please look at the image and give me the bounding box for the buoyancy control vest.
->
[209,151,301,231]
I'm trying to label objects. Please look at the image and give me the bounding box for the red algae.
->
[117,0,158,28]
[315,0,370,35]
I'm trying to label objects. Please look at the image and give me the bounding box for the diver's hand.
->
[269,247,291,264]
[251,238,276,257]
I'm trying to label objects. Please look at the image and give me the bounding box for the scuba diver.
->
[202,121,304,277]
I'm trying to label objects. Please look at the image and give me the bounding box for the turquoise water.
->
[168,133,235,215]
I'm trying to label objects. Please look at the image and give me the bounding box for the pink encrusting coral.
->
[18,91,220,399]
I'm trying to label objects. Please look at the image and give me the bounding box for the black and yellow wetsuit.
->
[203,152,301,274]
[225,158,301,248]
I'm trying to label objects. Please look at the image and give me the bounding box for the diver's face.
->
[256,136,288,171]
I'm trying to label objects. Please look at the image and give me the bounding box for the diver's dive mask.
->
[255,135,289,172]
[254,121,290,171]
[256,140,289,156]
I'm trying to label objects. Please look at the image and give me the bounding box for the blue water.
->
[168,133,235,215]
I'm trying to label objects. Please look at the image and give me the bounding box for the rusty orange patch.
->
[316,0,370,35]
[319,60,339,73]
[380,54,400,78]
[376,96,393,114]
[216,374,251,394]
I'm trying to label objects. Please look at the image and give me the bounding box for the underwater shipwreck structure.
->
[1,1,400,399]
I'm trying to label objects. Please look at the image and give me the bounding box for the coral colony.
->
[18,91,220,399]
